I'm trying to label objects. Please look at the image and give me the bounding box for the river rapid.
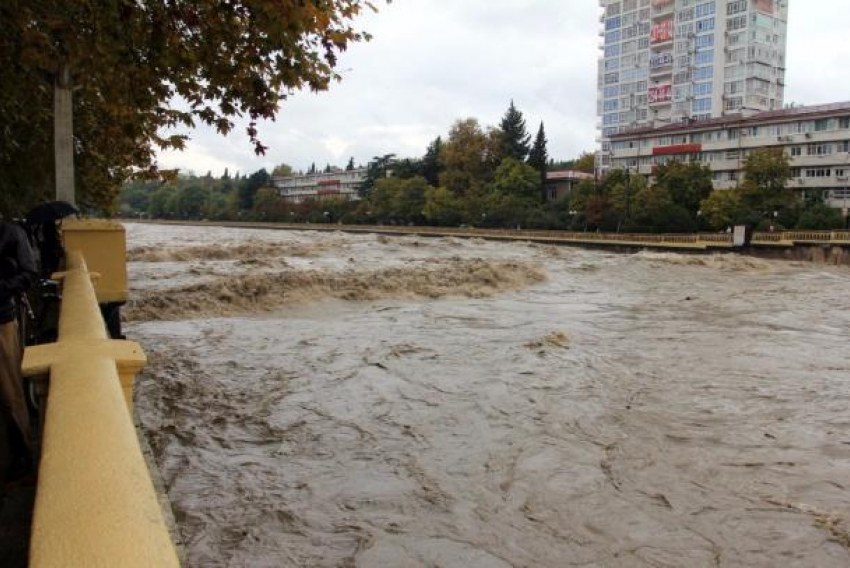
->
[126,222,850,567]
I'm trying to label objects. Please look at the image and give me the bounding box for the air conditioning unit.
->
[805,132,812,138]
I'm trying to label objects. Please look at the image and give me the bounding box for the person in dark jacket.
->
[0,217,37,476]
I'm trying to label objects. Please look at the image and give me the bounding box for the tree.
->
[421,137,443,187]
[423,187,464,226]
[1,0,383,215]
[252,187,280,218]
[796,203,845,230]
[238,168,271,210]
[440,119,499,196]
[740,148,794,218]
[272,163,294,178]
[346,157,356,171]
[700,190,744,231]
[528,122,548,201]
[499,100,531,161]
[573,152,596,174]
[368,177,429,224]
[654,161,714,218]
[492,158,541,201]
[360,154,396,196]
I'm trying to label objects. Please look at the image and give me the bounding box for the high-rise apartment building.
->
[597,0,788,171]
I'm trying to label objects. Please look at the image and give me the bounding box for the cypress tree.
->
[528,122,548,177]
[499,100,531,161]
[528,122,549,202]
[421,136,443,186]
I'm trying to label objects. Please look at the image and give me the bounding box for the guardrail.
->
[21,251,180,567]
[139,219,850,249]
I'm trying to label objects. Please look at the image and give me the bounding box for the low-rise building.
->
[609,101,850,209]
[544,170,595,202]
[273,168,366,203]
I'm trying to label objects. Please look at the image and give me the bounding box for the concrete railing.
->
[21,251,180,567]
[139,219,850,249]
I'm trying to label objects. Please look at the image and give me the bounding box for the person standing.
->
[0,216,37,477]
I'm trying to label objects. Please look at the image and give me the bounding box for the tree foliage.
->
[492,158,541,201]
[0,0,382,215]
[573,152,597,174]
[499,100,531,161]
[740,148,794,216]
[440,119,500,196]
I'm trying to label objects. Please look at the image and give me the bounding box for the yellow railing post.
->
[21,251,180,567]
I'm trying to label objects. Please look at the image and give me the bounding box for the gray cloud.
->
[158,0,850,176]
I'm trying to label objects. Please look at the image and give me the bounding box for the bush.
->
[796,203,846,230]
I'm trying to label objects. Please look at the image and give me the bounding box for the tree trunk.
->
[54,63,75,206]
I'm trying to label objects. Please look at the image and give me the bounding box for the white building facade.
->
[273,168,366,203]
[598,0,788,171]
[608,101,850,209]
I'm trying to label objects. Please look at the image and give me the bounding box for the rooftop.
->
[611,101,850,139]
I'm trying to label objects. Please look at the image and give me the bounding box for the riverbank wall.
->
[129,220,850,266]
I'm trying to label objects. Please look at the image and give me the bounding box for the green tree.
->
[174,184,207,219]
[492,158,541,201]
[252,187,280,218]
[360,154,396,196]
[700,190,744,231]
[148,186,177,218]
[654,161,714,218]
[796,203,845,229]
[423,187,464,226]
[740,148,795,218]
[239,169,271,210]
[499,100,531,161]
[528,122,548,178]
[421,137,443,187]
[346,157,355,171]
[0,0,382,215]
[573,152,596,174]
[272,163,294,178]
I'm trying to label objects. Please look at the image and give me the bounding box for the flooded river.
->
[126,223,850,567]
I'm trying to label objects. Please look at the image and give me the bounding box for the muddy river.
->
[125,222,850,567]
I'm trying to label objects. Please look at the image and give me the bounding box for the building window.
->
[789,146,802,157]
[695,50,714,65]
[807,143,832,156]
[815,119,829,132]
[840,117,850,129]
[695,2,715,18]
[695,34,714,48]
[692,98,712,113]
[839,141,850,153]
[727,0,747,15]
[805,168,831,178]
[696,17,715,32]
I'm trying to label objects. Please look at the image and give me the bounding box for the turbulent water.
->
[127,223,850,567]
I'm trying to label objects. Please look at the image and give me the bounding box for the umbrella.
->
[26,201,79,225]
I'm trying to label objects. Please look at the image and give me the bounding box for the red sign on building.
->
[648,84,672,104]
[652,144,702,156]
[650,20,674,44]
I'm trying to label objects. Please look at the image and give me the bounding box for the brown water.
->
[127,223,850,567]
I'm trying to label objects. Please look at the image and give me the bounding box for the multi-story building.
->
[597,0,789,171]
[608,101,850,209]
[273,168,366,203]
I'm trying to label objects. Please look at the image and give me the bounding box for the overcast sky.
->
[157,1,850,176]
